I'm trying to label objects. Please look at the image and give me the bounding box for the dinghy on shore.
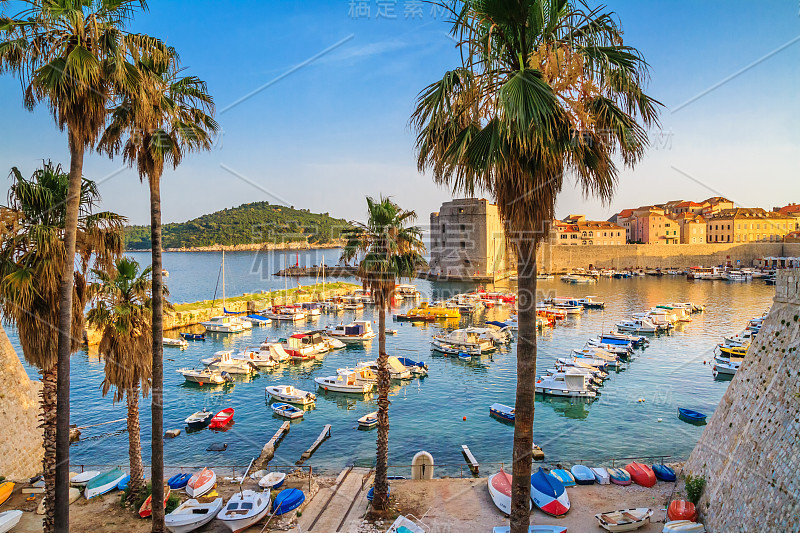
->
[663,520,705,532]
[0,511,23,533]
[272,488,305,515]
[652,464,677,482]
[667,500,698,522]
[217,489,271,532]
[84,468,126,499]
[595,508,652,532]
[186,467,216,498]
[591,467,610,485]
[530,467,570,517]
[70,471,100,486]
[488,469,530,515]
[608,468,631,486]
[165,498,223,533]
[570,465,595,485]
[491,527,567,533]
[550,469,576,487]
[625,462,656,487]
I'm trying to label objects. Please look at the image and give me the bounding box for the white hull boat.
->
[315,374,373,393]
[592,467,610,485]
[177,368,231,385]
[201,315,245,333]
[663,520,706,533]
[163,337,188,347]
[595,507,652,532]
[326,320,376,342]
[165,498,223,533]
[536,372,596,398]
[217,490,271,533]
[204,350,257,374]
[255,472,285,489]
[70,470,100,486]
[713,357,741,376]
[186,468,216,498]
[0,511,23,533]
[235,347,277,368]
[265,385,316,405]
[616,319,659,334]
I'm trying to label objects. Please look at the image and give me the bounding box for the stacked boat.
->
[431,325,512,356]
[712,313,764,377]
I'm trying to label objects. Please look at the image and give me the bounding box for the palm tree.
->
[97,56,218,531]
[340,196,427,511]
[0,162,124,531]
[411,2,659,530]
[0,3,167,526]
[87,257,154,505]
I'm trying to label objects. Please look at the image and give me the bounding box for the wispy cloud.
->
[319,38,411,64]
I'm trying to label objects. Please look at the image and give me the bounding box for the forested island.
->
[124,201,352,250]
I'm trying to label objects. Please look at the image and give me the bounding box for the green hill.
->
[125,202,351,249]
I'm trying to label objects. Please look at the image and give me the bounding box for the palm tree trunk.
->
[126,384,145,505]
[373,300,390,510]
[510,241,537,533]
[149,174,166,532]
[41,367,57,533]
[54,136,84,533]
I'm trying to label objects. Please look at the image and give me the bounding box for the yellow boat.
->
[718,344,748,357]
[0,481,14,505]
[398,302,460,320]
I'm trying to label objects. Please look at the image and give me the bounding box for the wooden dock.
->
[461,444,479,475]
[256,421,290,467]
[296,424,332,465]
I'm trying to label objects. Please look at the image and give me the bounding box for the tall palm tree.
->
[87,257,154,504]
[340,196,427,511]
[0,162,124,531]
[0,3,167,526]
[97,56,218,531]
[411,2,659,530]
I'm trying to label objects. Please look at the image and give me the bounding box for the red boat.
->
[625,462,656,488]
[667,500,698,521]
[139,487,170,518]
[208,408,234,429]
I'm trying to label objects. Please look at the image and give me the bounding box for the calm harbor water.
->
[9,250,775,475]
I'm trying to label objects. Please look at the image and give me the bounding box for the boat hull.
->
[530,469,570,517]
[186,468,216,498]
[165,498,223,533]
[85,468,126,499]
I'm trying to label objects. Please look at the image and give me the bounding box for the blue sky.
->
[1,0,799,226]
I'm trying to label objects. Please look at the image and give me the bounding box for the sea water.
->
[7,250,774,475]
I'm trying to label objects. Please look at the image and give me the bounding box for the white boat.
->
[616,318,660,334]
[595,507,653,532]
[271,402,304,419]
[177,367,231,385]
[723,329,757,346]
[282,332,330,359]
[662,520,706,533]
[0,511,23,533]
[591,467,610,485]
[430,337,481,356]
[492,527,567,533]
[315,373,374,393]
[217,490,271,532]
[165,498,223,533]
[388,515,427,533]
[545,367,603,387]
[255,472,285,489]
[320,300,344,312]
[585,339,631,356]
[301,302,322,316]
[554,303,583,314]
[69,470,100,486]
[395,284,422,299]
[163,337,188,347]
[235,343,279,368]
[723,270,751,282]
[572,347,619,363]
[713,357,742,376]
[352,357,413,380]
[535,372,597,398]
[326,321,376,342]
[186,468,216,498]
[357,411,378,429]
[340,295,364,310]
[336,366,377,384]
[265,385,316,406]
[203,350,257,374]
[266,306,307,321]
[201,315,245,333]
[321,334,346,350]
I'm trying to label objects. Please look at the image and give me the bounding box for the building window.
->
[560,234,567,239]
[589,231,594,237]
[460,224,465,231]
[460,242,466,248]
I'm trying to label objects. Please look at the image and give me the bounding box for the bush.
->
[685,474,706,505]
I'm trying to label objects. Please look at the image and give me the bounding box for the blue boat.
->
[396,357,427,370]
[652,464,676,482]
[678,407,707,424]
[530,468,570,516]
[458,353,472,361]
[272,488,305,515]
[167,472,191,489]
[489,403,515,423]
[550,469,576,487]
[366,485,391,502]
[246,314,271,324]
[117,473,146,491]
[180,332,205,341]
[570,465,595,485]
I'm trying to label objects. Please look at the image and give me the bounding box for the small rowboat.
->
[271,402,304,419]
[208,408,234,429]
[625,462,656,488]
[186,467,216,498]
[117,473,146,491]
[663,520,706,532]
[530,467,569,517]
[167,473,191,490]
[185,409,214,429]
[489,403,515,423]
[608,467,631,486]
[272,488,305,515]
[570,465,595,485]
[678,408,707,424]
[70,470,100,486]
[0,511,23,533]
[85,468,127,499]
[0,482,13,506]
[256,472,286,489]
[139,487,170,518]
[218,489,271,532]
[667,500,698,522]
[591,467,610,485]
[358,411,378,429]
[653,463,677,482]
[366,485,390,502]
[165,498,223,533]
[488,469,530,515]
[550,469,576,487]
[180,332,206,341]
[595,508,653,532]
[491,527,568,533]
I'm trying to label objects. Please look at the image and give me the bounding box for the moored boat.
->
[678,407,707,424]
[265,385,316,406]
[176,367,232,386]
[271,402,304,419]
[315,373,374,393]
[185,409,214,429]
[208,408,234,429]
[489,403,515,423]
[357,411,378,429]
[163,337,188,347]
[326,321,377,342]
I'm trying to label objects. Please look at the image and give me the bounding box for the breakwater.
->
[537,242,800,273]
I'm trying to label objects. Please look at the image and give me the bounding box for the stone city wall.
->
[536,242,800,273]
[683,269,800,532]
[0,326,43,481]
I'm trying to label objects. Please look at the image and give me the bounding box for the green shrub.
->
[685,474,706,505]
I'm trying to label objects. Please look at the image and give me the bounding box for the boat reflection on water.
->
[537,395,595,420]
[316,389,376,410]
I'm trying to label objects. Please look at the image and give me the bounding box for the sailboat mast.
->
[222,250,226,308]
